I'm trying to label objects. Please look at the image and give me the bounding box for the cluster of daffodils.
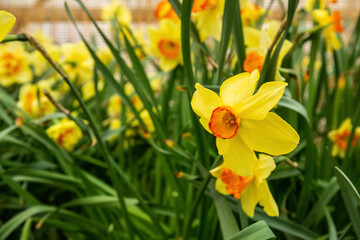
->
[148,0,267,72]
[191,70,300,217]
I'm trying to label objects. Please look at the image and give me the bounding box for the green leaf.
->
[62,195,138,208]
[0,205,55,240]
[278,96,311,127]
[303,177,339,227]
[20,218,32,240]
[335,167,360,239]
[216,0,237,84]
[232,0,246,72]
[253,209,320,239]
[227,221,275,240]
[213,192,239,239]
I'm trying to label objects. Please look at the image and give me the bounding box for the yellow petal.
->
[239,112,300,155]
[199,117,212,134]
[258,181,279,217]
[191,83,222,120]
[243,27,261,48]
[210,164,225,178]
[215,178,229,195]
[216,134,257,176]
[312,9,329,25]
[239,81,287,120]
[220,70,259,108]
[240,182,258,218]
[254,154,276,186]
[0,11,16,42]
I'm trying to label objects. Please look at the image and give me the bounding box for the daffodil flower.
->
[0,11,16,42]
[240,1,264,27]
[242,21,293,81]
[147,20,182,71]
[192,0,225,41]
[101,1,132,26]
[191,70,299,176]
[46,118,83,151]
[313,9,343,52]
[210,154,279,218]
[154,0,179,22]
[328,118,360,158]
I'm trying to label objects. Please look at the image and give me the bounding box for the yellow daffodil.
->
[240,1,265,27]
[0,10,16,42]
[30,38,61,76]
[0,42,32,86]
[154,0,179,22]
[210,154,278,218]
[97,47,113,66]
[192,0,225,41]
[107,94,122,118]
[17,83,55,118]
[242,21,292,81]
[46,118,83,151]
[60,42,94,85]
[191,70,299,176]
[81,79,104,101]
[147,20,182,71]
[328,118,360,158]
[101,1,132,26]
[313,10,343,52]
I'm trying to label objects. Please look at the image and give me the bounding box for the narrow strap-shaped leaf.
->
[216,0,237,84]
[335,167,360,239]
[232,0,246,72]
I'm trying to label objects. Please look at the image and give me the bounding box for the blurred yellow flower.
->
[17,83,55,118]
[210,154,278,218]
[0,42,32,86]
[81,79,104,101]
[313,10,343,52]
[191,70,299,176]
[240,1,265,27]
[328,118,360,158]
[46,118,83,151]
[60,42,94,85]
[107,94,123,118]
[30,44,61,76]
[0,10,16,42]
[242,21,292,81]
[154,0,179,22]
[147,20,182,71]
[101,1,132,26]
[192,0,225,41]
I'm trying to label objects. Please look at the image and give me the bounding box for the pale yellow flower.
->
[0,42,32,86]
[46,118,83,151]
[17,83,55,118]
[60,42,94,84]
[147,20,182,71]
[101,1,132,26]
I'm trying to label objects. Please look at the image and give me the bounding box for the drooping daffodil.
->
[210,154,278,218]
